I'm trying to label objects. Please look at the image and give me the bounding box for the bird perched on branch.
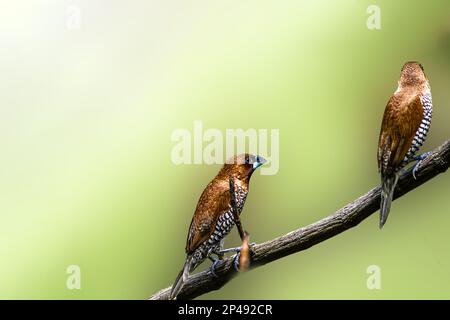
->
[169,153,266,299]
[377,61,433,228]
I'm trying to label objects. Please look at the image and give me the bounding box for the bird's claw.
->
[412,162,421,180]
[233,244,257,272]
[218,242,256,255]
[233,253,241,272]
[209,259,221,278]
[219,242,257,272]
[412,152,432,180]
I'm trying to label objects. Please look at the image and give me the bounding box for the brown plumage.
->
[377,61,432,228]
[170,153,266,299]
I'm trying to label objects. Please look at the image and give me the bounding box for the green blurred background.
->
[1,0,450,299]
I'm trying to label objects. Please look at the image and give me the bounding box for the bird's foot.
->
[209,258,222,278]
[412,152,432,180]
[233,244,257,272]
[218,246,241,254]
[219,243,257,272]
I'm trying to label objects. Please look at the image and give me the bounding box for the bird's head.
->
[219,153,267,182]
[399,61,427,87]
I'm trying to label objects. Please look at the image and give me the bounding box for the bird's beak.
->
[253,156,267,170]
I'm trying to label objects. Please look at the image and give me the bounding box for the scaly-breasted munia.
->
[377,61,432,228]
[169,153,266,299]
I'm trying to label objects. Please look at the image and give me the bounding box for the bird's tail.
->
[169,255,193,300]
[380,173,399,229]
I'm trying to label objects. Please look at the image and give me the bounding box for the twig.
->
[149,139,450,300]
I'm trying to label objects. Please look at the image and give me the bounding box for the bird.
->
[377,61,432,228]
[169,153,266,299]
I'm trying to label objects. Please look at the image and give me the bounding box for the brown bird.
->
[377,61,432,228]
[169,153,266,299]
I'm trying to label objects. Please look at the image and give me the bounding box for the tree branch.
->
[149,139,450,300]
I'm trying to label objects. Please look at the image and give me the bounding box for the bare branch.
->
[149,139,450,300]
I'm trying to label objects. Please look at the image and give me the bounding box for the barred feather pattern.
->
[402,93,433,165]
[190,185,248,270]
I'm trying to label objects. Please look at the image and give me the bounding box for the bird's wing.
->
[378,93,424,175]
[185,181,230,253]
